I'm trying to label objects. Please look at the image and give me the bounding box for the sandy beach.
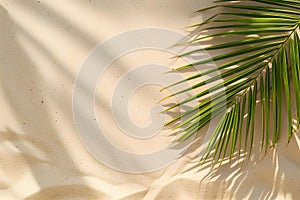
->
[0,0,300,199]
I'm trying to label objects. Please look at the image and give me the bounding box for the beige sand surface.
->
[0,0,300,199]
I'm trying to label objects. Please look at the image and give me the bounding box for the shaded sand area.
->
[0,0,300,199]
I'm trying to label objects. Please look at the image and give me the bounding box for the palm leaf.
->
[162,0,300,165]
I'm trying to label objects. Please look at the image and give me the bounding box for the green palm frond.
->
[162,0,300,165]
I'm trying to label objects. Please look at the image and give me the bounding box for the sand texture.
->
[0,0,300,199]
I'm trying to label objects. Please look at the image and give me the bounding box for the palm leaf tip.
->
[164,0,300,166]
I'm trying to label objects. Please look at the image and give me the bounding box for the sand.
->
[0,0,300,199]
